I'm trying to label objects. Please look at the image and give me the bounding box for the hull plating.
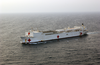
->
[21,31,87,44]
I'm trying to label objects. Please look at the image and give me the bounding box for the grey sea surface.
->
[0,13,100,65]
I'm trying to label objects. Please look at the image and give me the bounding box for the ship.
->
[20,23,88,44]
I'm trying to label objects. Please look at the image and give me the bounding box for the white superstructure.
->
[20,24,88,44]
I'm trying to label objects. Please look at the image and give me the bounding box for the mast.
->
[82,23,84,26]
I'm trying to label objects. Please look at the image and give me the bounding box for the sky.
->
[0,0,100,13]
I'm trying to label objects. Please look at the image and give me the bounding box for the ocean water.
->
[0,13,100,65]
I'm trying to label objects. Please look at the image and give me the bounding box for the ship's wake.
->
[87,31,100,35]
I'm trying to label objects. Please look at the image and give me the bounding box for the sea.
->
[0,13,100,65]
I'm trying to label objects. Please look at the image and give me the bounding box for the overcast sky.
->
[0,0,100,13]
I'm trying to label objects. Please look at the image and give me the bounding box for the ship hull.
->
[20,31,87,44]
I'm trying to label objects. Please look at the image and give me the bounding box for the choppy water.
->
[0,13,100,65]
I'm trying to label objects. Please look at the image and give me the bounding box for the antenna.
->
[82,23,84,26]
